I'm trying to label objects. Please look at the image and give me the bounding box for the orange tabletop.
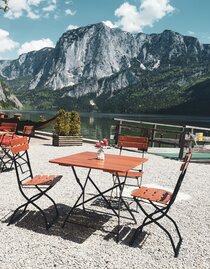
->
[49,151,148,173]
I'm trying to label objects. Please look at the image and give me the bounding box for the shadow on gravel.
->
[90,196,136,212]
[3,203,148,246]
[104,225,148,247]
[2,204,111,244]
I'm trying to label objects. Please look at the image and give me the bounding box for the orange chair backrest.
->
[10,136,29,154]
[22,125,34,136]
[118,135,149,151]
[0,122,17,132]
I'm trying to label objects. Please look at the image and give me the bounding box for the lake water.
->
[2,110,210,140]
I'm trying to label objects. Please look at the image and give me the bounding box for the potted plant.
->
[52,109,82,146]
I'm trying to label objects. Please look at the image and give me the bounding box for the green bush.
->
[54,109,81,136]
[70,111,81,136]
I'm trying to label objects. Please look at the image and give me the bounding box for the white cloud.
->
[0,29,19,52]
[18,38,55,55]
[4,0,28,19]
[42,4,56,12]
[65,8,76,16]
[66,24,79,31]
[187,31,195,36]
[27,10,40,19]
[28,0,42,6]
[4,0,57,19]
[115,0,175,33]
[102,21,117,29]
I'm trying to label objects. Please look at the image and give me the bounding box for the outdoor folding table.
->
[49,151,148,241]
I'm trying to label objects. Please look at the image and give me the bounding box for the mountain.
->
[0,22,210,114]
[0,80,23,109]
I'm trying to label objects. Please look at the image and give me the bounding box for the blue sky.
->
[0,0,210,60]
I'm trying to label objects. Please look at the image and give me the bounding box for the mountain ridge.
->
[0,22,210,114]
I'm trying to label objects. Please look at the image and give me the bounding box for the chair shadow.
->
[90,196,137,212]
[42,143,54,146]
[33,136,50,141]
[2,204,111,244]
[104,225,149,247]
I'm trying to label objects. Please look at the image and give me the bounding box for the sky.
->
[0,0,210,60]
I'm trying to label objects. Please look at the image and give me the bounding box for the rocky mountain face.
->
[0,22,210,113]
[0,80,22,109]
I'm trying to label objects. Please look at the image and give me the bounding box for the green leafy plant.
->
[70,111,81,136]
[54,109,81,136]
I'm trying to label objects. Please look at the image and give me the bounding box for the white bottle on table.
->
[97,147,105,160]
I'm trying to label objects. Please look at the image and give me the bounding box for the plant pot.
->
[52,135,83,146]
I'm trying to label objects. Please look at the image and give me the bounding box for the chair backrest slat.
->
[22,125,34,136]
[0,122,17,132]
[22,125,34,142]
[10,137,29,154]
[118,135,149,152]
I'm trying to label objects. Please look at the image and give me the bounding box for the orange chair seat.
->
[112,171,144,178]
[0,134,17,146]
[131,186,172,204]
[23,175,62,186]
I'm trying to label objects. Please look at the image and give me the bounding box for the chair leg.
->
[165,214,182,242]
[8,202,30,225]
[151,201,183,253]
[151,216,182,257]
[8,191,43,225]
[129,206,159,245]
[0,155,13,172]
[130,198,182,257]
[36,186,59,219]
[33,186,60,229]
[8,192,48,228]
[9,187,59,230]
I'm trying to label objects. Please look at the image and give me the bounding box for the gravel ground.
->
[0,137,210,269]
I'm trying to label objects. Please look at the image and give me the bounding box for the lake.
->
[2,110,210,140]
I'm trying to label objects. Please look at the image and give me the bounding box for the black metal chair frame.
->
[9,137,62,229]
[129,152,192,257]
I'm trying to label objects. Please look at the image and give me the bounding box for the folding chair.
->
[110,135,149,199]
[129,152,192,257]
[0,127,17,172]
[8,136,62,229]
[0,125,33,172]
[117,135,149,184]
